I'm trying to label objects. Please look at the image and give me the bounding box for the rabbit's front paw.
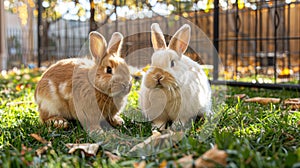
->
[110,115,124,127]
[45,116,69,129]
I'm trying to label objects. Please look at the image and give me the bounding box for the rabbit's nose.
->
[153,73,164,81]
[122,82,132,91]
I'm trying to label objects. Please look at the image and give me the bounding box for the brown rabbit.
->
[35,31,132,132]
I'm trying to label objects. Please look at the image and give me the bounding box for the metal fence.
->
[214,0,300,89]
[6,0,300,89]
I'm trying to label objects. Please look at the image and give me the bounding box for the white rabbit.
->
[139,23,213,130]
[35,31,132,132]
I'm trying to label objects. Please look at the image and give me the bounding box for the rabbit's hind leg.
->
[39,109,69,129]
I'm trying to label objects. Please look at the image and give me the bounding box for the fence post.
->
[213,0,219,81]
[0,1,8,70]
[37,0,42,67]
[89,0,97,32]
[273,0,279,83]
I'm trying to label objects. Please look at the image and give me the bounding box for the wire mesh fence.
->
[5,0,300,89]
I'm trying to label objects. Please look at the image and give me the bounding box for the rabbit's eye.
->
[106,66,113,74]
[171,60,175,67]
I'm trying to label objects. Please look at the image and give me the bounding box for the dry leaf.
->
[159,160,167,168]
[282,132,294,141]
[129,130,161,153]
[225,94,247,99]
[177,155,194,168]
[104,151,121,163]
[244,97,280,104]
[30,133,49,144]
[283,98,300,110]
[194,145,228,168]
[133,161,146,168]
[129,130,184,153]
[66,143,100,156]
[36,145,51,157]
[30,133,52,156]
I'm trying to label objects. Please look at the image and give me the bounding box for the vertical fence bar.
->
[65,21,68,59]
[194,1,199,64]
[0,0,7,70]
[254,3,258,81]
[282,5,285,69]
[259,3,263,74]
[234,1,240,80]
[274,0,279,83]
[225,2,229,72]
[37,0,42,67]
[213,0,219,81]
[287,3,291,70]
[247,8,251,65]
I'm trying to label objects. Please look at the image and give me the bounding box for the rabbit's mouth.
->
[145,68,178,90]
[109,82,132,97]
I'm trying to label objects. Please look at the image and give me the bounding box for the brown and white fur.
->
[35,31,131,132]
[139,23,212,130]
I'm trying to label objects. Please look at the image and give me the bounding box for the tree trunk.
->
[0,1,8,70]
[23,1,34,65]
[89,0,97,32]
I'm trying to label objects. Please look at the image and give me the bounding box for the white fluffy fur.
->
[139,23,213,129]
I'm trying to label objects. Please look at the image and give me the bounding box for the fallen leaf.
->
[283,98,300,110]
[129,130,184,153]
[159,160,167,168]
[244,97,280,104]
[282,132,294,141]
[194,145,228,168]
[66,143,100,156]
[30,133,52,157]
[129,130,161,153]
[133,161,146,168]
[177,155,194,168]
[36,145,51,157]
[30,133,49,144]
[104,151,121,163]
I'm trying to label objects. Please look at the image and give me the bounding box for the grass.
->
[0,68,299,167]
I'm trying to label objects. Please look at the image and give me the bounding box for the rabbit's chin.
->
[109,89,129,97]
[145,83,176,90]
[109,83,132,97]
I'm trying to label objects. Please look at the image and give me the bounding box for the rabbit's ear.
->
[89,31,107,60]
[107,32,123,56]
[151,23,167,51]
[168,24,190,56]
